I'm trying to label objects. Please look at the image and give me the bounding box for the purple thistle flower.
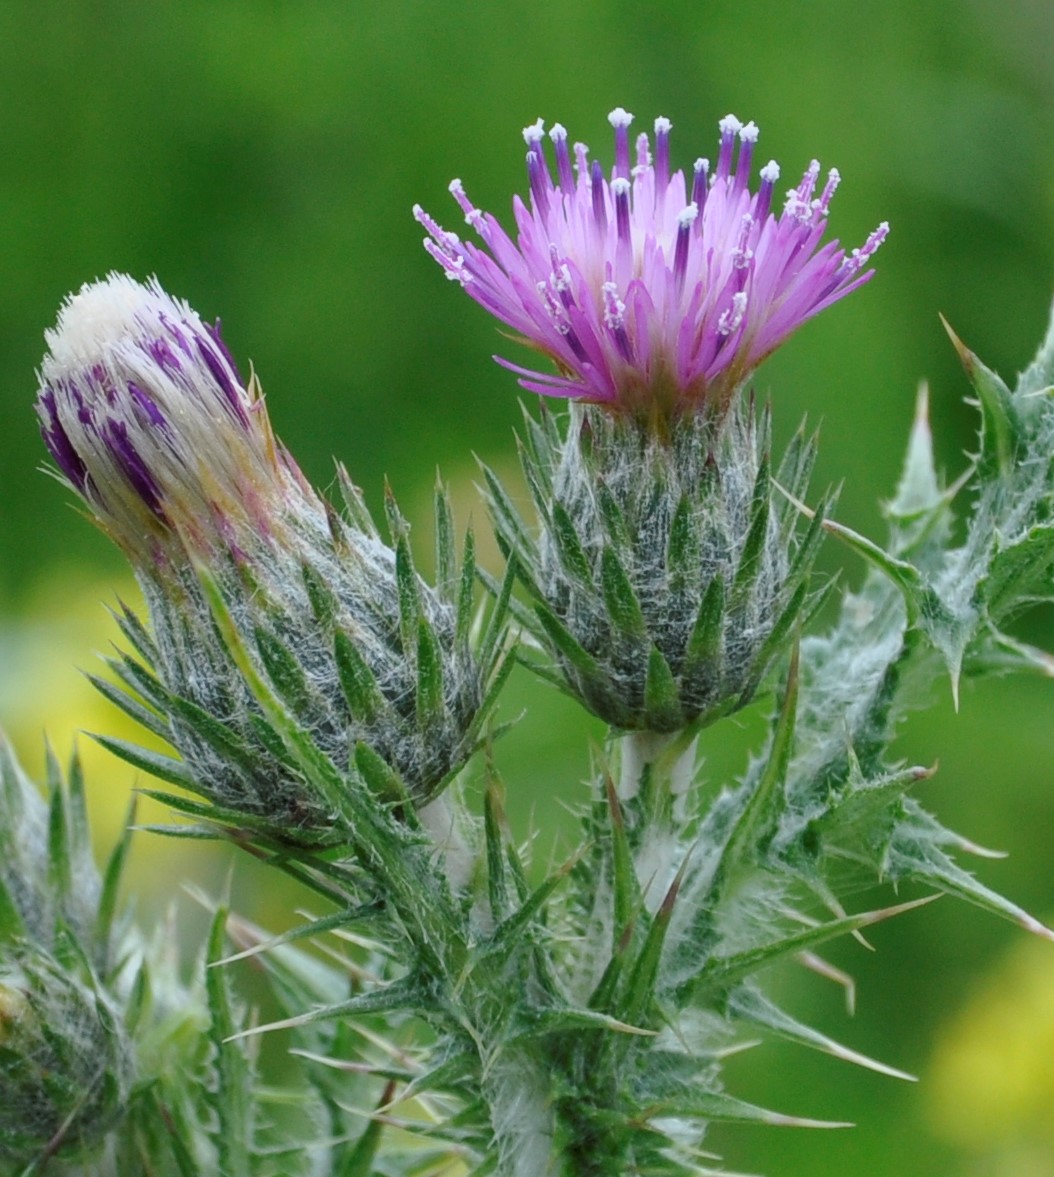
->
[36,274,313,566]
[416,110,887,422]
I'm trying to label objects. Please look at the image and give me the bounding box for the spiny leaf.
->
[459,530,486,655]
[682,576,725,687]
[301,560,339,627]
[254,625,313,715]
[534,603,603,681]
[515,1005,655,1040]
[96,796,137,950]
[205,908,253,1177]
[87,671,171,742]
[480,462,534,558]
[434,479,456,594]
[648,1089,852,1129]
[623,858,689,1027]
[550,501,594,588]
[692,896,938,991]
[887,814,1054,941]
[601,545,646,636]
[0,876,25,944]
[334,629,385,723]
[394,534,422,656]
[721,645,799,872]
[92,735,199,791]
[336,463,381,539]
[643,646,680,729]
[225,975,435,1041]
[729,985,916,1081]
[416,616,445,726]
[943,314,1022,478]
[481,853,578,966]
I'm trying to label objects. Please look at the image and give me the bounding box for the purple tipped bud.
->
[36,274,307,565]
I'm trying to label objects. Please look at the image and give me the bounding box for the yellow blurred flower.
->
[0,566,223,909]
[927,929,1054,1173]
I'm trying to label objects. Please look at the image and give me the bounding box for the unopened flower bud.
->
[487,400,820,732]
[0,961,133,1164]
[37,276,506,832]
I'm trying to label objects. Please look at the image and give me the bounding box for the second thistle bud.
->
[36,276,508,836]
[486,400,823,733]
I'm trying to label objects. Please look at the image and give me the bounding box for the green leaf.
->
[456,525,478,647]
[515,1005,654,1040]
[334,629,385,723]
[682,576,724,687]
[622,860,685,1027]
[601,546,646,636]
[944,315,1023,478]
[1015,296,1054,398]
[205,908,253,1177]
[416,617,445,726]
[301,560,338,627]
[693,896,936,991]
[729,985,915,1081]
[886,383,942,522]
[395,534,421,655]
[721,645,799,871]
[87,671,171,742]
[481,853,577,966]
[92,735,199,791]
[483,777,511,920]
[96,797,137,950]
[255,626,314,715]
[983,524,1054,619]
[0,877,25,944]
[46,770,72,904]
[649,1088,852,1129]
[480,462,534,560]
[478,551,515,674]
[434,479,456,594]
[643,646,680,729]
[226,975,435,1040]
[534,603,603,682]
[354,741,412,808]
[550,501,594,588]
[887,812,1054,941]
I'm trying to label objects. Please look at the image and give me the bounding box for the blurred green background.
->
[3,1,1054,1173]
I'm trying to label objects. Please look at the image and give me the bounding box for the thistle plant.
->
[6,107,1054,1176]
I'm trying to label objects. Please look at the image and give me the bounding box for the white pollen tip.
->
[677,203,698,227]
[549,123,567,142]
[719,114,743,136]
[694,157,709,174]
[522,118,545,144]
[654,116,672,135]
[608,107,634,128]
[448,178,464,194]
[760,161,780,184]
[739,120,759,143]
[611,177,631,195]
[43,273,168,378]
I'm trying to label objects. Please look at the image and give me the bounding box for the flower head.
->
[416,111,887,422]
[36,274,315,567]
